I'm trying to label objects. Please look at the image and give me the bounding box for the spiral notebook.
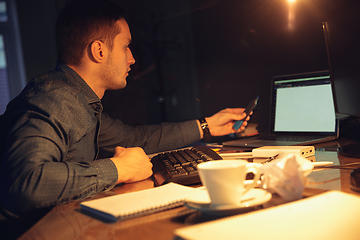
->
[80,183,199,222]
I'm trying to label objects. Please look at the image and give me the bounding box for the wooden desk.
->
[18,139,360,240]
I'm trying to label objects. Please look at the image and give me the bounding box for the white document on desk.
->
[308,151,341,191]
[174,191,360,240]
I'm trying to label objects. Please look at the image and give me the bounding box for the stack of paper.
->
[175,191,360,240]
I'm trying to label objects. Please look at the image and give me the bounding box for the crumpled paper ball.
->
[259,154,314,201]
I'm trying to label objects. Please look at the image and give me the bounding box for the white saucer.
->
[184,188,271,216]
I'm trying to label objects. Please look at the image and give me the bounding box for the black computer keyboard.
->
[151,147,222,186]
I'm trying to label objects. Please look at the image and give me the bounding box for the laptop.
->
[223,70,339,147]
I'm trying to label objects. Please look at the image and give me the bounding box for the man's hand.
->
[198,108,251,137]
[110,146,153,184]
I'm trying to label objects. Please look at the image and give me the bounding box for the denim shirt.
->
[0,63,200,214]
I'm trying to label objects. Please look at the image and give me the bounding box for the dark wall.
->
[16,0,66,80]
[15,0,347,131]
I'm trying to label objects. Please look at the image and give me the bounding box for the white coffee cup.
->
[197,160,261,207]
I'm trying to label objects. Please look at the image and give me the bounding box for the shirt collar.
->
[55,63,100,104]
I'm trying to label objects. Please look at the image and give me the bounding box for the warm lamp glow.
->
[287,0,297,30]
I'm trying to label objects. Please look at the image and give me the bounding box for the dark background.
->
[15,0,351,133]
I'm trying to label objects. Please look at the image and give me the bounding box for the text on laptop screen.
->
[273,74,336,132]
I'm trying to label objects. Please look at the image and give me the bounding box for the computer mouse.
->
[350,167,360,192]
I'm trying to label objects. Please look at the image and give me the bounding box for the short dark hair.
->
[55,0,127,65]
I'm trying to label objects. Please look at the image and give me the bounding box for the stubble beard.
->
[102,53,127,90]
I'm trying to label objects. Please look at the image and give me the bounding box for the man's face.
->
[101,19,135,90]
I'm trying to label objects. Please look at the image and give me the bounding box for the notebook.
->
[174,191,360,240]
[223,70,339,147]
[80,183,199,222]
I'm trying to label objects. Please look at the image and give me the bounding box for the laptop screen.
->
[271,71,336,133]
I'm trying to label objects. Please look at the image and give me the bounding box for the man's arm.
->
[98,107,249,156]
[98,113,202,155]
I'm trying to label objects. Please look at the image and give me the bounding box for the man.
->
[0,0,250,217]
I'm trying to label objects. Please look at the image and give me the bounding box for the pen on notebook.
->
[219,152,253,159]
[312,161,334,167]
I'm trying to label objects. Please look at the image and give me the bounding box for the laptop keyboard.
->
[151,147,222,186]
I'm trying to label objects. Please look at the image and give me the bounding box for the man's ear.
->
[88,40,106,63]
